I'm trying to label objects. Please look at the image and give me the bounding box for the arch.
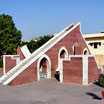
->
[37,54,51,81]
[72,45,75,55]
[72,42,79,55]
[55,47,68,81]
[83,48,89,55]
[58,47,68,60]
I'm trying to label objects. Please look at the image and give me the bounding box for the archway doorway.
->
[59,47,68,59]
[55,47,68,82]
[37,55,51,80]
[60,50,67,58]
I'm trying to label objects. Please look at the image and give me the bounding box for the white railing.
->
[0,23,80,85]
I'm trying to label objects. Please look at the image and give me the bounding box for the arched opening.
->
[72,42,79,55]
[37,55,51,80]
[55,47,68,81]
[58,47,68,60]
[39,58,47,79]
[84,50,87,55]
[72,45,75,55]
[60,50,66,58]
[83,48,89,55]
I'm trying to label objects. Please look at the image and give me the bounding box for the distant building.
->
[84,33,104,72]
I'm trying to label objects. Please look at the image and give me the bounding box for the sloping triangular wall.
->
[0,23,99,85]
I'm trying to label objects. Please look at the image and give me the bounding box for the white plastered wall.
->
[82,55,88,85]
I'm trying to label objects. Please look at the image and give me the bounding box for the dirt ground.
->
[0,79,103,104]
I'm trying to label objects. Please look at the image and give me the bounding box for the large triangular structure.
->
[0,23,99,85]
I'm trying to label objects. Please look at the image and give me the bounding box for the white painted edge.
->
[12,56,20,65]
[20,45,31,58]
[69,55,93,58]
[83,33,104,38]
[82,55,88,85]
[3,55,20,75]
[3,55,19,57]
[83,48,89,55]
[60,59,63,83]
[37,54,51,81]
[58,47,69,69]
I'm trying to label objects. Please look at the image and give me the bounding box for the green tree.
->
[0,14,22,56]
[27,35,53,53]
[20,41,29,47]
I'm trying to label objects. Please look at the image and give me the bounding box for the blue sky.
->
[0,0,104,40]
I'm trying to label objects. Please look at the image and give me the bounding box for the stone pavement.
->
[0,79,103,104]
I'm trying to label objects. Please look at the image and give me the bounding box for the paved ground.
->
[0,79,103,104]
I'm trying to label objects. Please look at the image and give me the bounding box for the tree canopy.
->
[20,35,53,53]
[28,35,53,53]
[0,14,22,56]
[0,14,53,67]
